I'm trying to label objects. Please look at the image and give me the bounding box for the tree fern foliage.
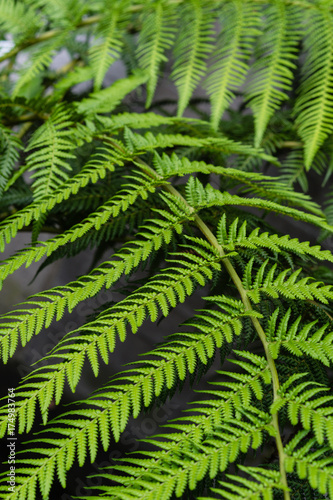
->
[0,1,333,500]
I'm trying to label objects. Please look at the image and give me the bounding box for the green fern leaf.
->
[0,144,125,251]
[0,0,41,42]
[200,466,286,499]
[77,71,148,115]
[0,126,22,198]
[217,214,333,262]
[267,308,333,364]
[88,410,272,500]
[285,431,333,497]
[0,170,165,287]
[294,6,333,168]
[26,104,76,201]
[89,0,129,91]
[13,33,68,98]
[245,259,333,304]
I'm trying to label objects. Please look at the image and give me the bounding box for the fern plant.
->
[0,1,333,499]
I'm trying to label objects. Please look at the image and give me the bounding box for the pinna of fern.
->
[0,126,331,499]
[1,1,333,500]
[0,0,332,170]
[0,154,333,500]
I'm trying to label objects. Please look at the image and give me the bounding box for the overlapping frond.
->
[271,375,333,448]
[5,350,271,500]
[0,308,267,498]
[12,33,69,98]
[0,405,272,500]
[0,170,165,287]
[87,409,273,500]
[19,244,223,387]
[26,104,76,201]
[0,301,246,436]
[123,128,275,161]
[0,143,125,251]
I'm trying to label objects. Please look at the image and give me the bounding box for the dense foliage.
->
[0,0,333,499]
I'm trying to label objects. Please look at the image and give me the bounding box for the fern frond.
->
[172,0,215,117]
[20,246,223,391]
[89,0,129,91]
[243,258,333,304]
[294,6,333,168]
[184,179,333,233]
[195,350,271,413]
[29,0,87,27]
[137,0,176,107]
[100,111,175,130]
[0,0,41,42]
[0,125,22,198]
[0,303,246,436]
[267,308,333,365]
[77,71,148,115]
[87,409,273,500]
[205,1,260,130]
[124,128,277,163]
[0,185,32,212]
[0,400,271,500]
[217,214,333,262]
[34,202,152,274]
[1,3,333,500]
[12,33,68,98]
[200,466,285,500]
[271,378,333,448]
[279,148,308,190]
[0,170,165,287]
[0,194,192,364]
[285,431,333,497]
[153,152,322,215]
[26,104,76,201]
[245,2,301,147]
[0,144,125,251]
